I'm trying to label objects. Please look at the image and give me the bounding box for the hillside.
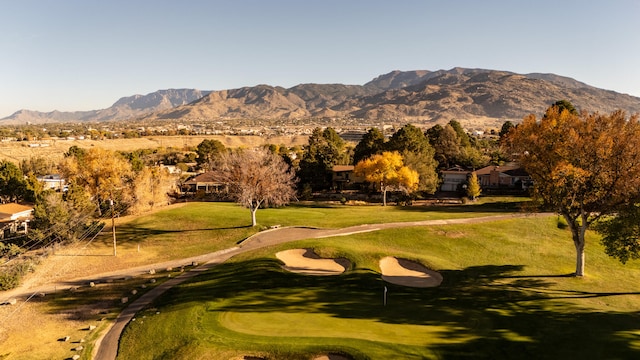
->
[3,68,640,127]
[1,89,209,125]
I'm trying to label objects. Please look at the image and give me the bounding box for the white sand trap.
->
[276,248,349,275]
[379,257,443,288]
[313,354,352,360]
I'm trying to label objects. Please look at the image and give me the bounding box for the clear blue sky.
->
[1,0,639,118]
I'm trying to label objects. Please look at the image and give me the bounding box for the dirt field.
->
[0,135,310,163]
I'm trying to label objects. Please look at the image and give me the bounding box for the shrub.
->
[0,260,34,291]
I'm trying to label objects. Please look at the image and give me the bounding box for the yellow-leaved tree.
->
[354,151,419,206]
[62,147,133,256]
[466,172,481,200]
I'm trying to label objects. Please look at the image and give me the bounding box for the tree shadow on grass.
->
[91,223,253,247]
[396,201,530,214]
[152,260,640,359]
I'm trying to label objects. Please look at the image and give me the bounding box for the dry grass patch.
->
[0,135,308,163]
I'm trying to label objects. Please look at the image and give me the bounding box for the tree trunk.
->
[565,213,587,277]
[381,182,387,206]
[251,206,258,227]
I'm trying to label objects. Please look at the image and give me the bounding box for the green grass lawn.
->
[92,200,525,262]
[114,202,640,360]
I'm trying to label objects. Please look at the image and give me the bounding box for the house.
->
[182,172,225,194]
[440,167,471,192]
[475,163,532,190]
[0,203,34,239]
[331,165,365,190]
[37,174,66,191]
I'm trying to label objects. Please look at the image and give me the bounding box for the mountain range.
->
[3,68,640,127]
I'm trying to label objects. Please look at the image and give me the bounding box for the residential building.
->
[0,203,33,239]
[331,165,365,190]
[475,163,532,190]
[440,166,471,192]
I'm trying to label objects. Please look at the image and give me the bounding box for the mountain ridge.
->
[3,68,640,127]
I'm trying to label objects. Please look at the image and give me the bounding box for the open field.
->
[2,199,640,359]
[0,135,309,163]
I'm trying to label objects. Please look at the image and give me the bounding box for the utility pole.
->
[110,198,116,256]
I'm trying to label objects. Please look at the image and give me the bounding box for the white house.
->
[37,174,66,191]
[440,167,471,192]
[0,203,33,239]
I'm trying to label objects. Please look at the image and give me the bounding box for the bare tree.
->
[212,148,297,226]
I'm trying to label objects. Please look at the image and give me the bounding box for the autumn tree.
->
[466,172,481,200]
[211,148,297,226]
[129,166,173,214]
[506,105,640,276]
[62,148,133,216]
[386,124,439,194]
[354,151,419,206]
[62,148,134,255]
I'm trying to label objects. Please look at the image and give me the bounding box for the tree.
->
[20,156,56,177]
[212,148,297,226]
[401,151,439,194]
[425,124,444,145]
[386,124,432,155]
[0,161,29,203]
[433,124,461,168]
[62,148,133,256]
[354,151,419,206]
[499,121,515,139]
[466,172,481,200]
[551,99,578,115]
[353,127,385,164]
[298,127,349,190]
[30,185,96,246]
[448,120,471,147]
[506,105,640,276]
[196,139,225,169]
[386,124,439,194]
[64,145,86,159]
[594,204,640,264]
[62,148,133,215]
[129,166,173,214]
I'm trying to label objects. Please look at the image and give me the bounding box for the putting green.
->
[218,311,477,346]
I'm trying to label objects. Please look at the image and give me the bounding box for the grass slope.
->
[0,200,521,360]
[117,210,640,359]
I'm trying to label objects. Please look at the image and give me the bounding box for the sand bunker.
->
[276,249,350,275]
[313,354,353,360]
[379,257,443,288]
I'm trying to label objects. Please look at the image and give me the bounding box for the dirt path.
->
[1,212,550,360]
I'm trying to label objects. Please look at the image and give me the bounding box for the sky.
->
[1,0,639,118]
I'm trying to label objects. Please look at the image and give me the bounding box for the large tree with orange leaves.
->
[354,151,419,206]
[506,105,640,276]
